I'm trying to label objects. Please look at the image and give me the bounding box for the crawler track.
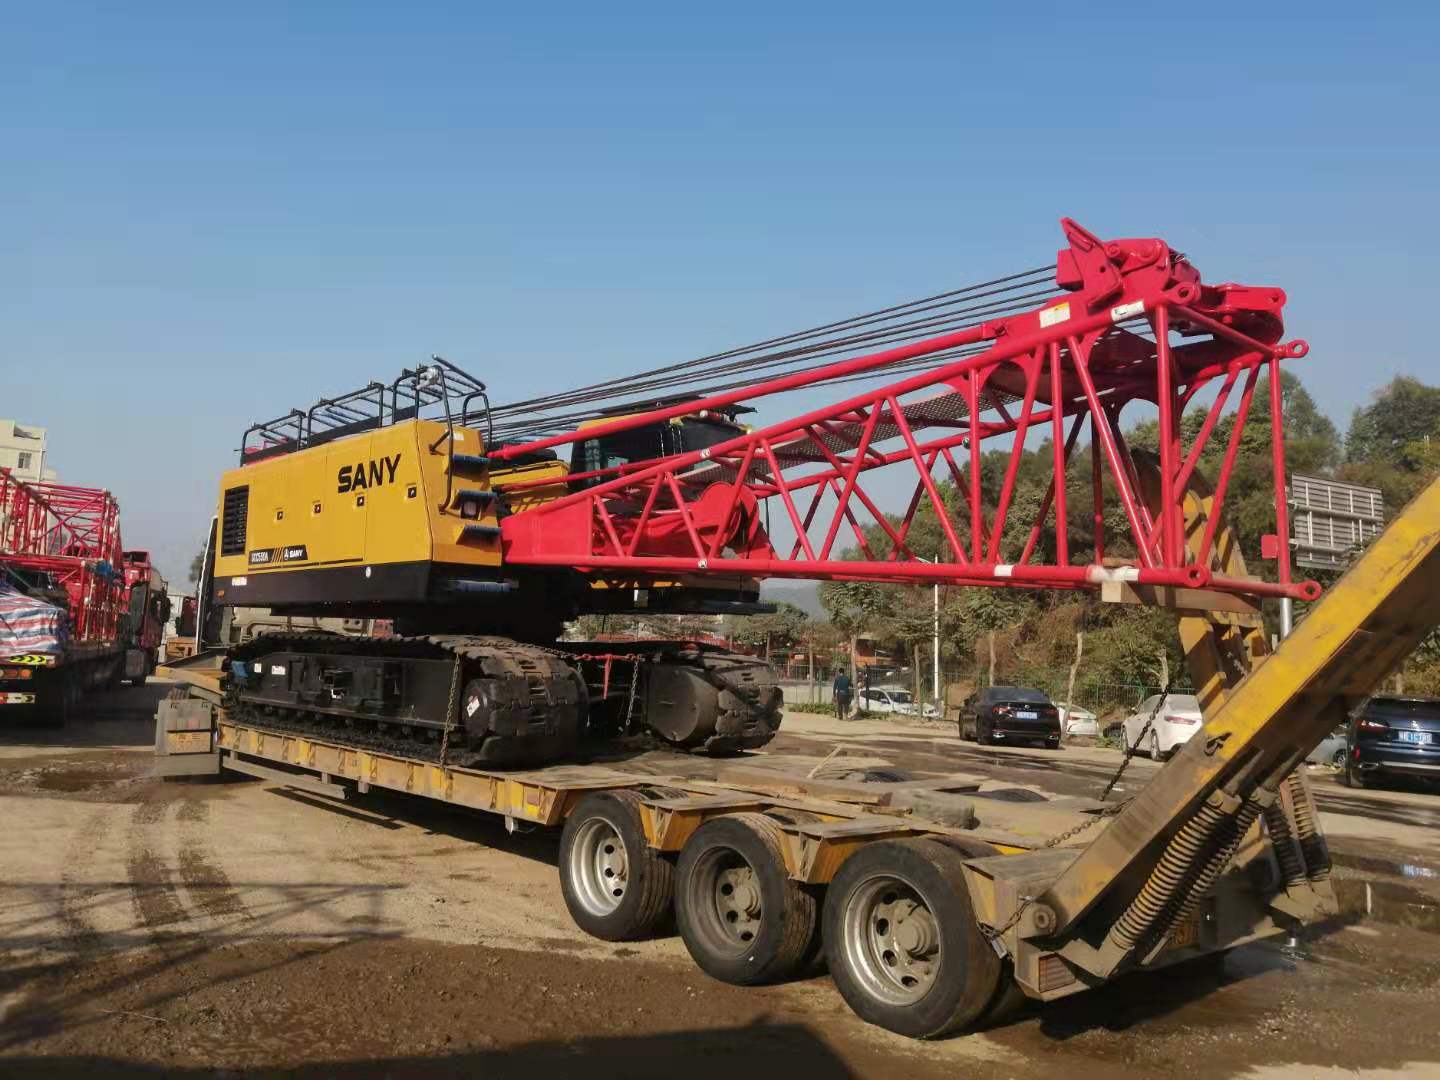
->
[223,633,781,768]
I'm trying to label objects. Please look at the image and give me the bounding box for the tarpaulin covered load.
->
[0,581,67,655]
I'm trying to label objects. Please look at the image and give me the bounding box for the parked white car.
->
[860,686,940,718]
[1123,693,1204,760]
[1056,703,1099,737]
[1305,724,1349,768]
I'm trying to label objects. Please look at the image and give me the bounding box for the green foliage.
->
[725,601,810,653]
[1340,377,1440,510]
[784,701,874,717]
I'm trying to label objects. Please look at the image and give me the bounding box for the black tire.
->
[1330,748,1347,768]
[976,719,994,746]
[843,767,915,784]
[675,812,817,986]
[976,964,1030,1029]
[823,837,1002,1039]
[559,791,674,941]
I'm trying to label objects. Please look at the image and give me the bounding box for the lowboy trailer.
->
[157,473,1440,1038]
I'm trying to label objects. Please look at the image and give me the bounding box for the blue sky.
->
[4,2,1438,583]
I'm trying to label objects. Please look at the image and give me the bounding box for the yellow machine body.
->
[211,419,502,610]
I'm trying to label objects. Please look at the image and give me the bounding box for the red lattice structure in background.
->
[496,219,1319,604]
[0,470,125,643]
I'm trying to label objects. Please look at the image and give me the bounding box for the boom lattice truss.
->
[496,220,1318,603]
[0,471,124,642]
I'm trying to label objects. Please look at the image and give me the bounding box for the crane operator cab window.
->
[569,412,747,496]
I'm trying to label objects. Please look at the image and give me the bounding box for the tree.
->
[1341,377,1440,509]
[726,602,810,661]
[819,580,892,686]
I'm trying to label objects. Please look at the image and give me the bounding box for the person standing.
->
[833,670,853,719]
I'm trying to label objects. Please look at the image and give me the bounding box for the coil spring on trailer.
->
[1106,798,1230,952]
[1285,772,1332,882]
[1262,797,1309,890]
[1148,797,1266,950]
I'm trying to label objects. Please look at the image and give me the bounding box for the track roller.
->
[559,791,674,941]
[675,812,817,985]
[822,838,1002,1039]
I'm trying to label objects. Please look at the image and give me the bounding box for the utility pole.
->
[932,574,941,706]
[920,556,941,709]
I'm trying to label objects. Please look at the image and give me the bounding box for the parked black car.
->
[1345,695,1440,789]
[959,686,1061,748]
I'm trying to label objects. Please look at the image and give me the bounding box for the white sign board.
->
[1289,473,1384,570]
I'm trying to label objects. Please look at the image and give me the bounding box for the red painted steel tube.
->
[887,395,967,562]
[760,439,816,561]
[509,551,1213,590]
[1070,340,1158,568]
[1049,342,1070,566]
[1198,365,1260,567]
[800,427,922,560]
[1153,304,1180,565]
[705,442,757,559]
[1268,357,1294,585]
[985,356,1042,564]
[1019,411,1085,566]
[819,406,882,560]
[1090,410,1105,564]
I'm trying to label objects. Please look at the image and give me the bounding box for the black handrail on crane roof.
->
[238,359,489,464]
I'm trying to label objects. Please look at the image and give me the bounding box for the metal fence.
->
[779,664,1193,719]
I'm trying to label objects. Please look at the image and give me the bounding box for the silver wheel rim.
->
[570,817,630,917]
[689,847,763,954]
[841,873,941,1006]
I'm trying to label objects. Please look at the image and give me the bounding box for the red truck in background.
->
[121,548,170,684]
[0,469,167,723]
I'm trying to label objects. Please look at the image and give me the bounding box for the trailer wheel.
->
[977,963,1030,1029]
[823,837,1001,1039]
[675,812,816,985]
[559,790,673,941]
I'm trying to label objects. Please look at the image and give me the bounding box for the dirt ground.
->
[2,683,1439,1078]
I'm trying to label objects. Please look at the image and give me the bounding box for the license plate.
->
[1169,916,1201,950]
[1399,730,1433,745]
[1016,710,1038,720]
[166,731,212,754]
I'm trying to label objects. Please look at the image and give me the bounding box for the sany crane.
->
[157,218,1440,1037]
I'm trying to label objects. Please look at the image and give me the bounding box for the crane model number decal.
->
[337,453,402,493]
[249,545,310,566]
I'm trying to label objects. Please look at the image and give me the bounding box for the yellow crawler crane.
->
[204,365,781,765]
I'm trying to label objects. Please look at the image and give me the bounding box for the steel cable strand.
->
[485,268,1053,420]
[484,284,1057,430]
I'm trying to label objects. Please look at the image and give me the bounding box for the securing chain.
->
[981,687,1173,943]
[439,655,462,766]
[980,799,1130,942]
[1099,681,1172,803]
[622,658,642,733]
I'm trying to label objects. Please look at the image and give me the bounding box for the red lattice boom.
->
[496,219,1319,603]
